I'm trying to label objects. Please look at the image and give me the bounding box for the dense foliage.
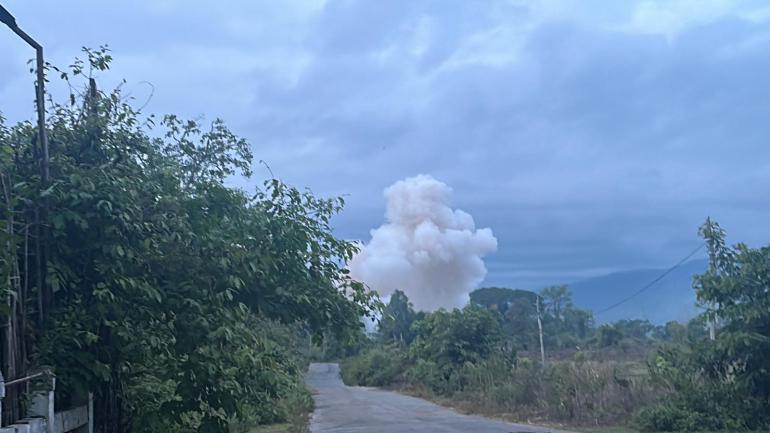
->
[637,220,770,431]
[341,290,662,425]
[470,285,669,355]
[0,48,377,433]
[342,219,770,431]
[377,290,422,346]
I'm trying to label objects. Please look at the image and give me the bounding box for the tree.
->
[612,319,654,340]
[652,321,687,343]
[378,290,419,345]
[470,287,522,315]
[639,219,770,430]
[563,307,594,341]
[471,286,594,351]
[410,305,504,367]
[540,285,573,321]
[470,287,540,350]
[1,48,379,433]
[693,218,770,427]
[536,285,594,349]
[503,290,539,350]
[597,324,623,347]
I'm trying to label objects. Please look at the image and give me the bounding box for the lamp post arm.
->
[7,22,42,50]
[1,13,49,186]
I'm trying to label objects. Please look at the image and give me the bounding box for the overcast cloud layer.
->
[3,1,770,312]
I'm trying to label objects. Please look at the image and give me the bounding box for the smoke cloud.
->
[349,175,497,311]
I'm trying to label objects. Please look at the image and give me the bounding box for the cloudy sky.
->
[3,0,770,290]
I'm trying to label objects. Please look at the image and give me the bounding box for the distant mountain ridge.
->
[569,259,708,324]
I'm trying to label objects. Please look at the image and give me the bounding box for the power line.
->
[595,243,706,315]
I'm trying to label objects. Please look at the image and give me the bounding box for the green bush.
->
[340,347,407,387]
[339,289,671,428]
[410,305,504,367]
[405,359,452,394]
[231,381,313,433]
[635,402,742,432]
[455,358,540,408]
[279,384,314,433]
[635,404,699,432]
[0,48,378,433]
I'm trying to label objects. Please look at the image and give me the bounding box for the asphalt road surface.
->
[307,363,571,433]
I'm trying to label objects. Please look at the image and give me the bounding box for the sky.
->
[3,0,770,291]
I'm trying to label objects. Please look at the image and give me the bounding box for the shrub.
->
[632,342,750,432]
[404,360,442,392]
[635,402,742,432]
[279,384,314,433]
[0,48,378,433]
[340,346,407,387]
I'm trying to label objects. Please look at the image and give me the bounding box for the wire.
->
[595,243,706,315]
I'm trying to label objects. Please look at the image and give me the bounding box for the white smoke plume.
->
[349,175,497,311]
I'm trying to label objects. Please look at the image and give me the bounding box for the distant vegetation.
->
[340,219,770,431]
[0,48,376,433]
[341,288,665,427]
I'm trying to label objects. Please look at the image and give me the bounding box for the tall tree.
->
[378,290,419,345]
[642,219,770,430]
[1,48,379,433]
[694,218,770,427]
[410,305,504,367]
[540,285,573,321]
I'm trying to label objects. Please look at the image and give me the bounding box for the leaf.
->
[40,185,55,197]
[0,304,11,318]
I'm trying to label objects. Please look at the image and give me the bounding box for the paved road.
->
[306,363,570,433]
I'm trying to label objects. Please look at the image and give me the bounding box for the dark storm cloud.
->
[3,0,770,289]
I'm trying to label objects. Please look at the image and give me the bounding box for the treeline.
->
[341,220,770,431]
[0,49,376,433]
[469,285,703,356]
[374,284,701,362]
[342,288,664,426]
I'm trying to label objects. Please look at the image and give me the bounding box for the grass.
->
[248,424,293,433]
[237,382,313,433]
[571,427,640,433]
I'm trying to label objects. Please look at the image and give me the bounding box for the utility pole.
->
[0,4,49,187]
[1,4,50,329]
[704,217,717,341]
[536,294,546,367]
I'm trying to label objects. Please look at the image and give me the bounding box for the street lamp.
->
[1,3,49,185]
[1,3,51,352]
